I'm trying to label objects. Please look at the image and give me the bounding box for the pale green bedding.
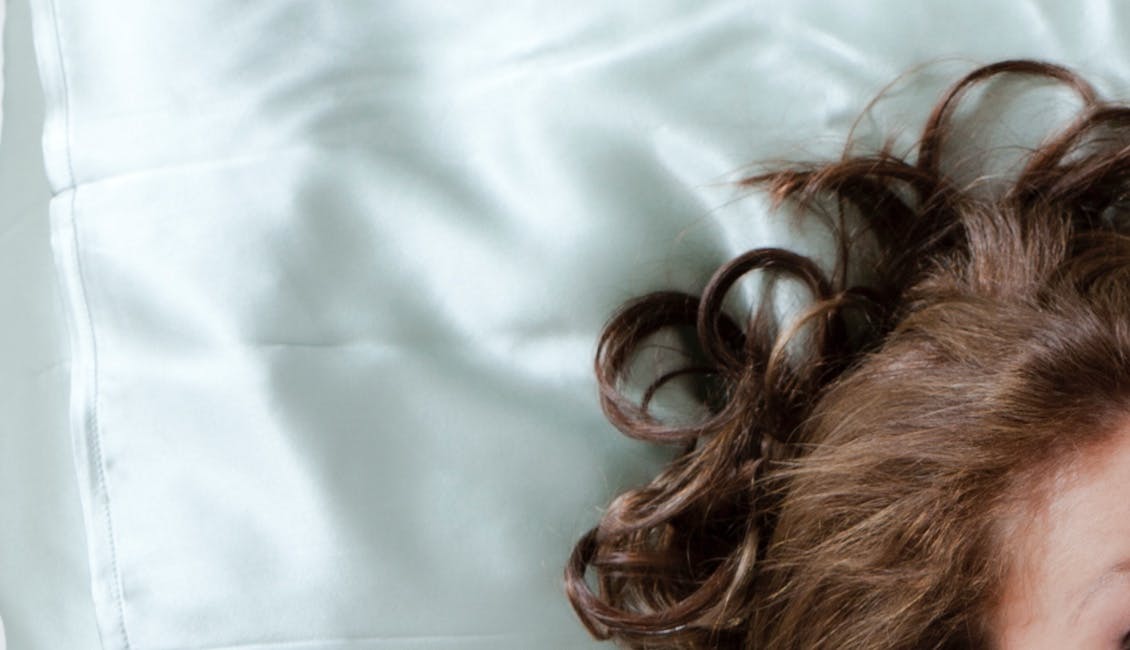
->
[2,1,1128,649]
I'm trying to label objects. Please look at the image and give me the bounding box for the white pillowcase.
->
[0,1,102,648]
[22,0,1129,649]
[30,2,756,648]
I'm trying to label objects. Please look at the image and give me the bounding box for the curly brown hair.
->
[564,60,1130,649]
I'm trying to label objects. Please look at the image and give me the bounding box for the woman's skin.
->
[994,424,1130,649]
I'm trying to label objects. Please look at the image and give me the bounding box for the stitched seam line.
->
[47,0,133,647]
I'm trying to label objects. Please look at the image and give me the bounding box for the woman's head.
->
[756,235,1130,648]
[564,60,1130,649]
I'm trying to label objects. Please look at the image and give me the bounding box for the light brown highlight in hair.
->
[564,60,1130,649]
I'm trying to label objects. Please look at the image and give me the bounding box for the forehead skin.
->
[993,424,1130,649]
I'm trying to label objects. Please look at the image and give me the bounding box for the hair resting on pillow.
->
[563,60,1130,649]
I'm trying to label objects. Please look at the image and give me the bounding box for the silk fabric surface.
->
[9,1,1130,649]
[1,0,101,648]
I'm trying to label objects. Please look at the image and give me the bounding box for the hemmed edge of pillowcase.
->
[29,0,134,648]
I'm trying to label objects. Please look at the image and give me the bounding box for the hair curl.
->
[564,60,1130,649]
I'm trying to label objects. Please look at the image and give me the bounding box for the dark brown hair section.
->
[564,60,1130,649]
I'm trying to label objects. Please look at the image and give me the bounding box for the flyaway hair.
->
[564,60,1130,649]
